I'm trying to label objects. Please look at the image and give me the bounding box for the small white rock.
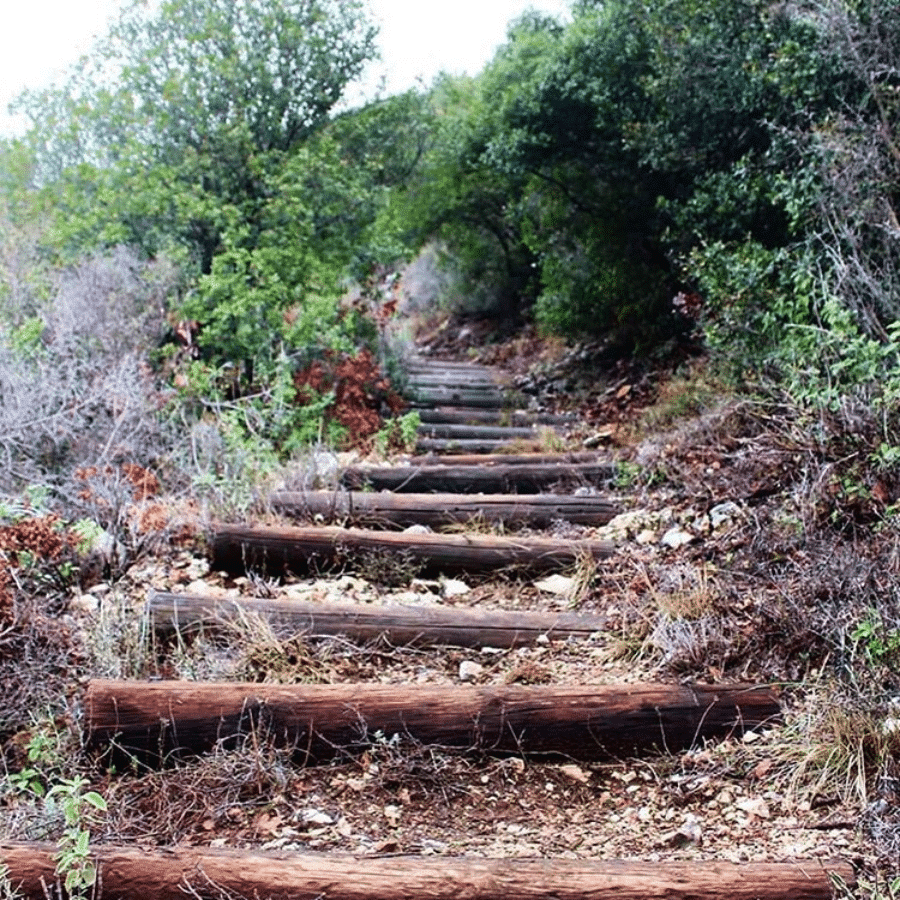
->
[411,578,442,594]
[678,814,703,844]
[709,501,743,530]
[534,574,575,596]
[71,595,100,614]
[300,809,334,826]
[403,524,431,535]
[459,660,484,682]
[183,558,209,581]
[441,578,470,597]
[558,764,590,785]
[736,797,770,819]
[660,526,695,549]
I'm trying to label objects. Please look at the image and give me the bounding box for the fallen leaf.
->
[254,812,283,835]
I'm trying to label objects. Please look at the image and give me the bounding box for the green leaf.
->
[83,791,108,812]
[75,829,91,855]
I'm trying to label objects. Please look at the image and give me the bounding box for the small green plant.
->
[832,869,900,899]
[851,610,900,665]
[47,776,107,898]
[0,485,52,523]
[4,726,107,899]
[612,460,641,489]
[7,728,58,798]
[352,547,425,587]
[374,410,421,455]
[70,517,107,555]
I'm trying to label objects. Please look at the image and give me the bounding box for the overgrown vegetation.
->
[1,0,900,894]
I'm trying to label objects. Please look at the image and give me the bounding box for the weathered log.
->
[85,679,780,764]
[404,358,500,374]
[417,406,576,426]
[271,490,619,529]
[417,422,556,440]
[209,524,614,577]
[408,387,516,409]
[341,461,616,493]
[415,438,547,454]
[409,451,601,466]
[148,591,609,648]
[406,371,505,387]
[0,843,854,900]
[404,357,499,372]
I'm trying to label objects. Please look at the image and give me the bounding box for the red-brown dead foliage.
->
[75,464,160,503]
[0,516,75,626]
[294,349,404,449]
[130,500,200,544]
[0,515,72,565]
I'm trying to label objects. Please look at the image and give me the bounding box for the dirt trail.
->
[2,338,865,897]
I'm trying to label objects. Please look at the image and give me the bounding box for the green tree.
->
[396,71,540,321]
[14,0,377,270]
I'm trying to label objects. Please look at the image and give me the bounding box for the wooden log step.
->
[84,679,781,764]
[417,422,557,440]
[148,592,609,648]
[0,843,854,900]
[271,490,619,529]
[417,406,576,426]
[406,371,505,387]
[209,524,614,578]
[408,387,515,409]
[341,461,616,493]
[409,451,602,466]
[415,438,548,454]
[404,357,499,373]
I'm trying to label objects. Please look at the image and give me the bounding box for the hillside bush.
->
[0,246,177,497]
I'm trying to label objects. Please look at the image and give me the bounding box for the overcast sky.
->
[0,0,572,137]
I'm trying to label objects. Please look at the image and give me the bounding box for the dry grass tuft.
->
[785,683,900,809]
[349,547,425,588]
[608,563,742,674]
[101,742,297,844]
[227,613,332,685]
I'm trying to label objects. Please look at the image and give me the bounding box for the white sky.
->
[0,0,572,138]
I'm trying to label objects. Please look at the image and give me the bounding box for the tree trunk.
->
[340,462,616,493]
[85,679,781,765]
[209,524,614,577]
[0,843,854,900]
[271,490,619,529]
[148,591,609,648]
